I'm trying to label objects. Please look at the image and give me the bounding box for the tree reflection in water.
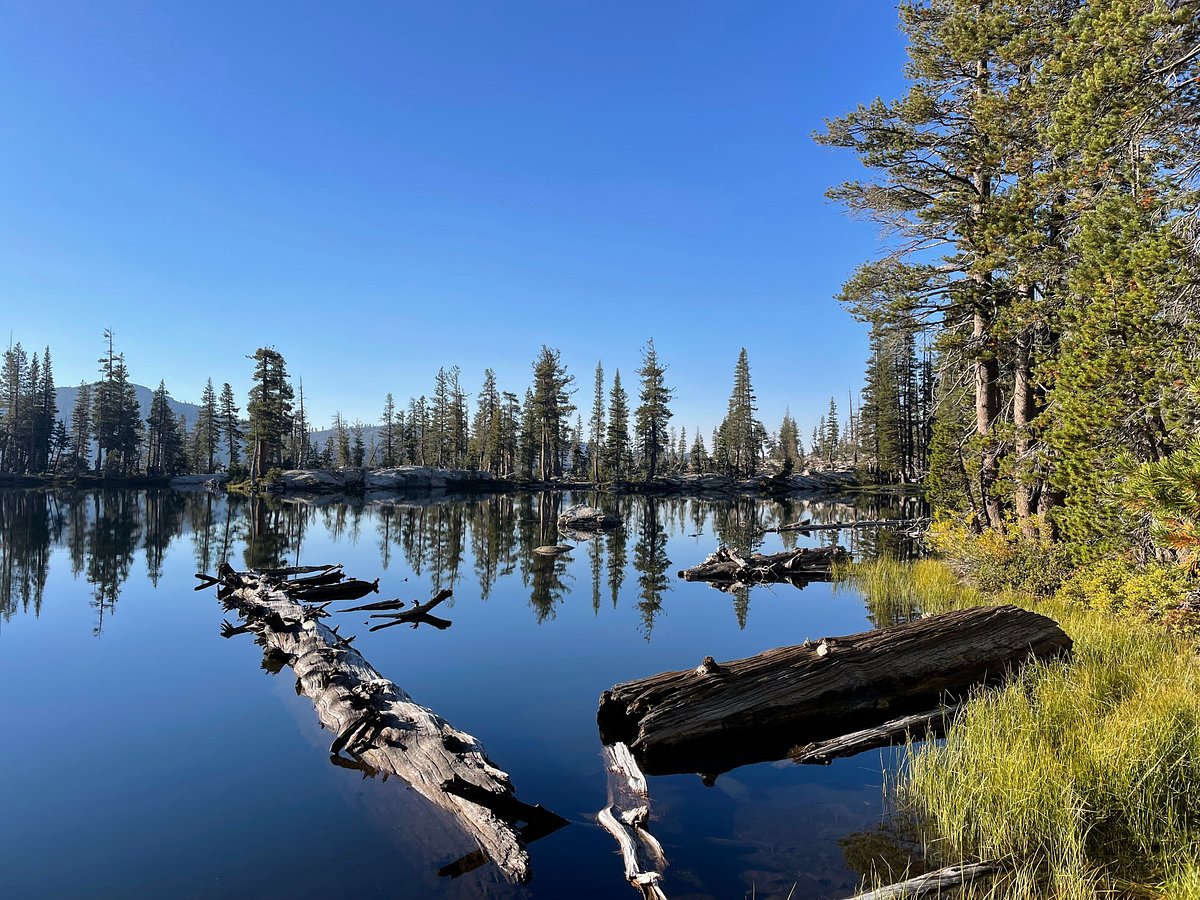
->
[0,487,926,636]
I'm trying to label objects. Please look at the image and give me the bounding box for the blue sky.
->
[1,1,908,441]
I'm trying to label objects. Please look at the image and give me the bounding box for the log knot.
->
[695,656,724,676]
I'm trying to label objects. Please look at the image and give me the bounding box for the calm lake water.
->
[0,487,924,900]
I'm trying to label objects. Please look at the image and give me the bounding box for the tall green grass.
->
[837,558,1200,899]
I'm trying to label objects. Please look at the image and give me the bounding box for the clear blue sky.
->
[1,1,908,442]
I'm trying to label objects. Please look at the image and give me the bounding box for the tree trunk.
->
[1013,319,1037,539]
[205,564,566,883]
[597,605,1070,776]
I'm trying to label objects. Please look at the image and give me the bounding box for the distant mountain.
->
[54,383,202,428]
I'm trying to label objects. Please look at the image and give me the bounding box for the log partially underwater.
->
[205,564,566,883]
[677,545,848,588]
[597,605,1071,776]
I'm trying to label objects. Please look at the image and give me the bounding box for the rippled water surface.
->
[0,487,923,899]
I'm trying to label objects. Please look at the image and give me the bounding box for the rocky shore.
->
[182,465,862,498]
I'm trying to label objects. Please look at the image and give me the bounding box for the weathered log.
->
[597,605,1071,776]
[677,545,848,586]
[789,704,961,765]
[597,742,668,900]
[558,504,622,531]
[762,518,930,535]
[844,861,1001,899]
[207,566,566,882]
[366,589,455,632]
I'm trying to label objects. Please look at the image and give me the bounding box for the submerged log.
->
[677,545,848,586]
[203,565,566,882]
[789,704,962,765]
[762,518,931,535]
[844,861,1001,899]
[597,742,668,900]
[597,605,1071,776]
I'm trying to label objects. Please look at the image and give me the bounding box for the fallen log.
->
[597,742,668,900]
[365,589,455,632]
[789,704,961,765]
[203,566,566,882]
[762,518,930,535]
[844,861,1001,899]
[677,545,848,586]
[597,605,1071,776]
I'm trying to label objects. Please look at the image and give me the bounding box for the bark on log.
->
[844,861,1001,899]
[597,605,1071,776]
[205,565,566,882]
[677,546,848,587]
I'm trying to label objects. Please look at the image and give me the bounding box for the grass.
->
[835,557,1200,899]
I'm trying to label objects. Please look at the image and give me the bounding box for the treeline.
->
[3,333,897,482]
[820,0,1199,554]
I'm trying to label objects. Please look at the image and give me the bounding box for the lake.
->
[0,487,925,899]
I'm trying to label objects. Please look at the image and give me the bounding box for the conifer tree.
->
[218,382,241,469]
[246,347,294,478]
[718,348,760,476]
[634,340,672,478]
[530,346,575,481]
[193,378,219,473]
[604,370,631,478]
[589,361,606,481]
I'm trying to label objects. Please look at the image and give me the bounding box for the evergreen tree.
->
[192,378,219,473]
[604,370,631,478]
[381,393,398,467]
[246,347,294,478]
[530,346,575,481]
[69,381,92,473]
[589,361,606,481]
[633,340,672,478]
[718,348,760,476]
[218,382,241,469]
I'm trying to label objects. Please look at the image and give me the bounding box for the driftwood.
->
[597,605,1071,776]
[597,742,668,900]
[762,518,931,535]
[677,545,848,588]
[844,861,1001,899]
[361,589,455,632]
[285,577,379,602]
[789,704,962,765]
[558,504,621,531]
[204,564,566,882]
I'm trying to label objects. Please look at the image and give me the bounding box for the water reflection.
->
[0,487,926,637]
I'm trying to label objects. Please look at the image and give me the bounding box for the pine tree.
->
[218,382,241,469]
[718,348,760,476]
[604,370,631,478]
[634,339,672,479]
[69,381,92,473]
[530,346,575,481]
[589,361,606,482]
[246,347,294,479]
[193,378,219,473]
[381,393,398,468]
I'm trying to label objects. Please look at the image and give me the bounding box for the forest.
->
[0,336,878,484]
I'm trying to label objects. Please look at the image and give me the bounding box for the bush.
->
[928,522,1072,596]
[1056,557,1197,635]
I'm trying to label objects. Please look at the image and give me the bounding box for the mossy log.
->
[597,605,1071,776]
[206,564,565,883]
